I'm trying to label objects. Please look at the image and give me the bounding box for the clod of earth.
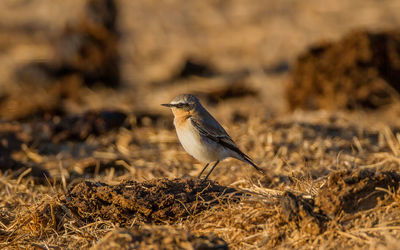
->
[51,110,127,142]
[286,30,400,110]
[280,191,328,235]
[0,128,50,181]
[268,167,400,248]
[15,0,120,88]
[316,168,400,216]
[65,178,239,225]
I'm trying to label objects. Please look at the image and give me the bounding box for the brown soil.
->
[0,123,50,180]
[266,167,400,248]
[2,110,400,248]
[316,168,400,215]
[65,178,238,224]
[16,0,120,88]
[287,30,400,110]
[1,0,119,121]
[49,110,127,142]
[91,227,228,250]
[279,191,328,235]
[62,167,400,248]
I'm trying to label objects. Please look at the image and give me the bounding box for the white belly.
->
[175,122,223,163]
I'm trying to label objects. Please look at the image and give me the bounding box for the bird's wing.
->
[189,116,235,146]
[190,116,264,173]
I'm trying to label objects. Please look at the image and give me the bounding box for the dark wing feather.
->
[190,118,264,173]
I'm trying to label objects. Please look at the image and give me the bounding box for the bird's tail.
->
[242,154,265,175]
[217,139,265,174]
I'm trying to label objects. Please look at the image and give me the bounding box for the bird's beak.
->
[161,103,175,107]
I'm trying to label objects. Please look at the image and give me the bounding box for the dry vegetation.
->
[1,109,400,249]
[1,0,400,249]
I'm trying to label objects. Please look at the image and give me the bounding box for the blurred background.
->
[1,0,400,124]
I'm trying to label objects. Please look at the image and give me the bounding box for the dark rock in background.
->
[286,30,400,110]
[15,0,120,88]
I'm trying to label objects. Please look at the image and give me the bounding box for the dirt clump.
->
[50,110,127,142]
[173,58,216,80]
[280,191,328,235]
[52,0,120,88]
[65,178,238,225]
[23,109,127,147]
[30,200,71,233]
[266,167,400,248]
[316,168,400,216]
[4,0,120,121]
[91,227,228,250]
[286,30,400,110]
[0,130,24,171]
[16,0,119,88]
[0,77,82,120]
[0,124,49,180]
[267,191,329,247]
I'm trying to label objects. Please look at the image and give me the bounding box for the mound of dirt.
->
[50,110,127,142]
[91,227,228,250]
[268,191,328,247]
[280,191,328,235]
[22,109,128,149]
[16,0,119,88]
[4,0,120,121]
[0,130,24,171]
[268,167,400,248]
[0,124,49,181]
[286,30,400,110]
[0,77,81,120]
[65,178,238,225]
[30,201,71,233]
[316,168,400,216]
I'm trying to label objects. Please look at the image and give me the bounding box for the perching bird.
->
[162,94,264,180]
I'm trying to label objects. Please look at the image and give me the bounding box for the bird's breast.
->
[174,118,221,163]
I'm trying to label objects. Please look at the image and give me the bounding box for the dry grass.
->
[1,109,400,249]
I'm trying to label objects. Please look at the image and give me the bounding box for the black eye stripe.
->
[176,103,190,108]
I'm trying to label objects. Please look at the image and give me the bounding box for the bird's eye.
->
[177,103,189,108]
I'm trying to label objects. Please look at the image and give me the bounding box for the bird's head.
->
[161,94,201,116]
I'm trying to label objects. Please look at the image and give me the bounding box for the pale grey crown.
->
[170,94,200,106]
[161,94,203,109]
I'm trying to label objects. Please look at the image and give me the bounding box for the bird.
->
[162,94,264,180]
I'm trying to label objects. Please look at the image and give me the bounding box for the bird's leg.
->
[197,163,209,179]
[203,161,220,181]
